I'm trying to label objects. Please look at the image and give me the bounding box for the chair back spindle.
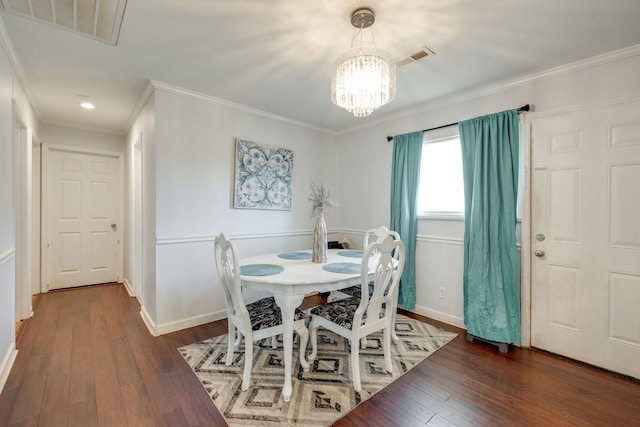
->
[214,234,251,329]
[357,236,404,328]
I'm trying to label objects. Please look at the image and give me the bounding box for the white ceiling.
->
[2,0,640,135]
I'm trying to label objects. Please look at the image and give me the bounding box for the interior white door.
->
[46,147,123,290]
[531,100,640,379]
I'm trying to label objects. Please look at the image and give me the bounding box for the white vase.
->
[312,212,327,263]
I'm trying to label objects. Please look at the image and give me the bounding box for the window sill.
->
[418,212,464,221]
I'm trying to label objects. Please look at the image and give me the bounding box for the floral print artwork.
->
[234,139,293,210]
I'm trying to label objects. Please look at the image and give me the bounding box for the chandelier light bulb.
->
[332,48,396,117]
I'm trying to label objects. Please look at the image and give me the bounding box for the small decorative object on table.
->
[308,181,337,263]
[339,236,352,249]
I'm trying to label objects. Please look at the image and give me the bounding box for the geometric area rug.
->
[178,314,457,426]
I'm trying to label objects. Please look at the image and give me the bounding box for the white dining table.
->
[239,248,374,402]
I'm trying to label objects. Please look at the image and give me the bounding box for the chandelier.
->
[331,8,396,117]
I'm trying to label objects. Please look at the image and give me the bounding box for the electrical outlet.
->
[439,287,447,299]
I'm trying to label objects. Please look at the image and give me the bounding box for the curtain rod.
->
[386,104,530,142]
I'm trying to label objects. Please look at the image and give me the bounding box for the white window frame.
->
[418,126,464,221]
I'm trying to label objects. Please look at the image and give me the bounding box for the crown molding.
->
[125,80,155,134]
[0,15,40,119]
[338,44,640,135]
[149,80,337,137]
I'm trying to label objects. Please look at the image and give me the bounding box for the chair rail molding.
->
[155,229,341,245]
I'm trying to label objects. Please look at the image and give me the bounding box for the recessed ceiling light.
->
[78,96,95,110]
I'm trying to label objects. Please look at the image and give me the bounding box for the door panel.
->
[531,100,640,379]
[46,147,122,289]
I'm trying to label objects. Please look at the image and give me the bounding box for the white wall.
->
[0,36,40,391]
[41,124,125,152]
[0,39,15,391]
[128,84,338,335]
[336,47,640,329]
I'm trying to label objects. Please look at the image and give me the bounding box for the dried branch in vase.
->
[308,181,337,217]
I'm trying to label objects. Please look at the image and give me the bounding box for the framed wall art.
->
[233,138,293,210]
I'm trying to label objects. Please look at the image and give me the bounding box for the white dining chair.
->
[214,233,309,391]
[339,226,401,298]
[307,236,405,392]
[338,226,402,345]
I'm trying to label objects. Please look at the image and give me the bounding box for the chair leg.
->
[297,324,310,371]
[391,309,400,344]
[383,327,392,373]
[360,337,367,349]
[226,323,236,366]
[241,339,253,391]
[271,335,278,349]
[351,341,361,392]
[308,320,319,362]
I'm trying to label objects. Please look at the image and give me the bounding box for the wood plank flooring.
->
[1,283,638,426]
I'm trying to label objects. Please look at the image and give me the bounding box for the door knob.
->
[111,223,117,231]
[535,250,545,257]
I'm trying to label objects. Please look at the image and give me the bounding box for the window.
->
[418,135,464,216]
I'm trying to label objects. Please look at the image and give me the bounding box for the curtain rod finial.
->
[387,135,393,142]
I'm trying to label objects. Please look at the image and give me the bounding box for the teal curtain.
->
[459,110,520,343]
[390,131,423,310]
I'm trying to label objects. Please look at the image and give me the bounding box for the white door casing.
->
[14,113,32,321]
[133,133,143,299]
[43,144,124,290]
[31,142,41,297]
[530,99,640,379]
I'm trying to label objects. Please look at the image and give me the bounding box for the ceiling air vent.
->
[397,46,435,67]
[0,0,127,45]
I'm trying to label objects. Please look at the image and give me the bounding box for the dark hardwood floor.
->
[1,283,638,426]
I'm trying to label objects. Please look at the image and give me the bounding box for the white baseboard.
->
[0,343,17,394]
[139,305,159,336]
[139,305,228,336]
[122,278,133,297]
[410,304,466,330]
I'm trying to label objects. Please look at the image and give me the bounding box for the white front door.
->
[45,146,123,290]
[530,99,640,379]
